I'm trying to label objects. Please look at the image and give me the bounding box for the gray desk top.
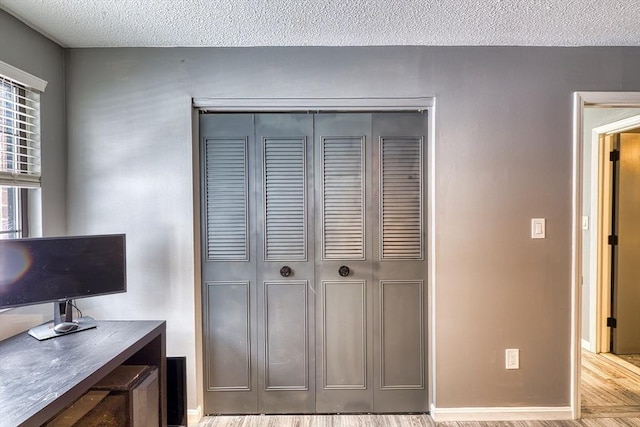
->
[0,320,165,427]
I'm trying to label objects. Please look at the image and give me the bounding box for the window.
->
[0,62,46,239]
[1,187,25,239]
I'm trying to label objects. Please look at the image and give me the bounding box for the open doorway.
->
[574,94,640,419]
[583,113,640,355]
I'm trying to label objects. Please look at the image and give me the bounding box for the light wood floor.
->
[581,350,640,419]
[198,415,640,427]
[197,351,640,427]
[616,355,640,371]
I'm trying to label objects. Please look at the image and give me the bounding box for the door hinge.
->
[610,150,620,162]
[607,317,617,328]
[608,235,618,245]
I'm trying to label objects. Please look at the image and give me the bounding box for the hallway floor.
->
[616,354,640,371]
[582,350,640,419]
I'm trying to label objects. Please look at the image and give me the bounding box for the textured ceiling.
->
[1,0,639,48]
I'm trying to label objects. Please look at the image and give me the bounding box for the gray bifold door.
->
[200,112,428,414]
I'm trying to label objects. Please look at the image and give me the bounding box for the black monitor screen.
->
[0,234,126,309]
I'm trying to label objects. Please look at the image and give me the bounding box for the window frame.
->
[0,61,46,239]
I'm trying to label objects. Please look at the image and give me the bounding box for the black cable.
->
[69,299,83,319]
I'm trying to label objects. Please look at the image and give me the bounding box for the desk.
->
[0,320,166,427]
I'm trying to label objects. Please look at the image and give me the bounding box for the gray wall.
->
[581,107,640,345]
[63,46,640,411]
[0,11,67,340]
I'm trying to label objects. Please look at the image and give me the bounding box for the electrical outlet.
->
[506,349,519,370]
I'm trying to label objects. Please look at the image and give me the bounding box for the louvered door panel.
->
[372,112,428,413]
[255,114,315,413]
[380,137,423,260]
[205,138,248,261]
[201,114,257,414]
[264,137,306,260]
[321,137,365,260]
[315,114,373,413]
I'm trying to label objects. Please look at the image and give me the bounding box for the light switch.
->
[582,216,589,230]
[531,218,545,239]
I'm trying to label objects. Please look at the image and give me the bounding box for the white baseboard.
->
[582,338,591,351]
[187,406,203,426]
[430,405,573,422]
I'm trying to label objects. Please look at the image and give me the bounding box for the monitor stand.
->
[28,300,97,341]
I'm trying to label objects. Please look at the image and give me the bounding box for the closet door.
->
[255,114,316,412]
[314,112,428,413]
[372,113,428,412]
[315,114,375,412]
[200,114,258,413]
[201,111,429,414]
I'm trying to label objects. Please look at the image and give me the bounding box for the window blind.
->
[0,74,42,188]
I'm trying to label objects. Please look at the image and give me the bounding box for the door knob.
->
[338,265,350,277]
[280,266,292,277]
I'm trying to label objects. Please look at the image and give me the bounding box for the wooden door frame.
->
[571,92,640,420]
[191,97,436,417]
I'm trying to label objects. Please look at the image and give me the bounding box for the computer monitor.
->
[0,234,126,340]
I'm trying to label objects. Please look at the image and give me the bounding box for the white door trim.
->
[572,92,640,420]
[193,97,434,111]
[431,405,573,422]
